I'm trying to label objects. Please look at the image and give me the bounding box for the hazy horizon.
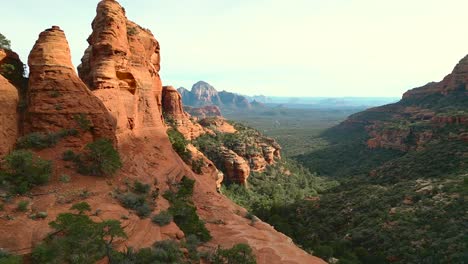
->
[2,0,468,97]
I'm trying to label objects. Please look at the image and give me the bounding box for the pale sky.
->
[1,0,467,97]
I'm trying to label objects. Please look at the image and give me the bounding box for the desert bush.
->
[133,180,150,194]
[151,211,173,226]
[111,240,183,263]
[70,202,91,214]
[117,192,152,218]
[74,139,122,176]
[32,211,126,264]
[211,243,257,264]
[16,129,78,150]
[16,200,29,212]
[73,114,93,131]
[191,158,205,174]
[0,33,11,50]
[167,129,192,162]
[0,150,52,194]
[164,177,211,242]
[0,249,21,264]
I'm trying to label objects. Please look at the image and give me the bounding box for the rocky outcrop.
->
[184,105,222,119]
[25,26,116,144]
[338,52,468,153]
[78,0,163,137]
[0,75,19,157]
[162,86,188,120]
[197,117,282,182]
[199,117,237,134]
[221,147,251,185]
[162,86,204,140]
[403,55,468,99]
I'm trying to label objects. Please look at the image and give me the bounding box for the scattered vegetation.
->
[191,157,205,174]
[70,202,91,214]
[117,180,154,218]
[60,174,71,183]
[0,150,52,194]
[223,159,336,220]
[16,200,29,212]
[127,26,139,36]
[32,203,126,264]
[0,33,11,50]
[0,249,21,264]
[16,129,78,150]
[164,176,212,242]
[72,139,122,176]
[211,243,257,264]
[73,114,93,131]
[151,210,173,226]
[167,128,192,162]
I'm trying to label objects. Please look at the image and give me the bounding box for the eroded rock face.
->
[78,0,163,137]
[162,86,204,140]
[221,147,251,185]
[26,26,116,145]
[404,55,468,99]
[184,105,222,119]
[0,75,19,157]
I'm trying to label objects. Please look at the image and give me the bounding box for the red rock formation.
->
[0,74,19,157]
[199,117,237,134]
[162,86,204,140]
[221,147,251,184]
[185,105,222,119]
[403,55,468,99]
[78,0,163,138]
[26,26,116,145]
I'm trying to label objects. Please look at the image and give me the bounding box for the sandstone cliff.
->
[78,0,164,138]
[26,26,116,146]
[334,54,467,153]
[184,105,222,119]
[0,74,18,157]
[162,85,204,140]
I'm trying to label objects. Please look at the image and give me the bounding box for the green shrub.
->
[1,150,52,194]
[0,249,21,264]
[60,174,71,183]
[127,27,138,36]
[16,129,77,150]
[0,33,11,50]
[62,150,77,161]
[164,177,211,242]
[74,139,122,176]
[117,192,152,218]
[111,240,183,263]
[17,200,29,212]
[133,180,150,194]
[73,114,93,131]
[212,243,257,264]
[32,212,126,264]
[167,129,192,162]
[191,158,205,174]
[152,211,173,226]
[70,202,91,214]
